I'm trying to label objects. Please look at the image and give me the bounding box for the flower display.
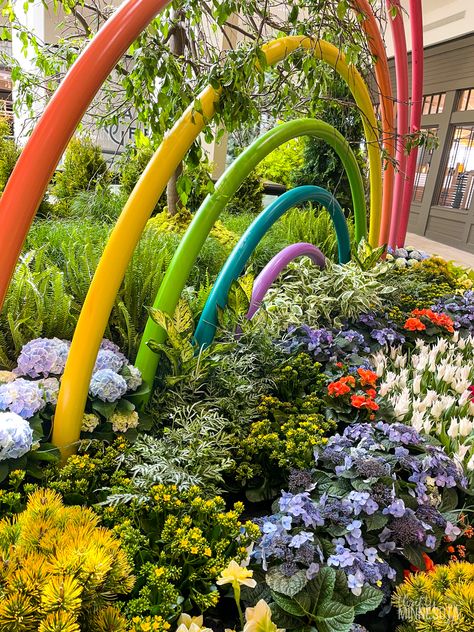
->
[89,368,128,402]
[15,337,70,378]
[375,335,474,480]
[253,422,464,597]
[0,377,45,418]
[0,412,33,460]
[110,410,140,433]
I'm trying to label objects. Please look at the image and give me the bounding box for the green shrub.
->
[51,136,110,217]
[257,136,304,187]
[0,117,19,193]
[226,149,263,214]
[70,188,128,223]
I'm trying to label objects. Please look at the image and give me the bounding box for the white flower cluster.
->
[374,334,474,478]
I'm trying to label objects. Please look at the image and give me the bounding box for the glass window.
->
[422,93,446,115]
[457,89,474,112]
[412,127,437,203]
[437,125,474,210]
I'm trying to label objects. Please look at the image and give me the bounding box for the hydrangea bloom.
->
[255,422,464,595]
[15,338,70,378]
[110,410,139,433]
[0,379,45,418]
[93,349,126,374]
[122,365,142,392]
[89,369,127,403]
[0,371,17,384]
[81,413,100,433]
[0,412,33,460]
[37,377,60,405]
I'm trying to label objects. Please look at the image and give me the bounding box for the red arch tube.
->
[386,0,409,248]
[0,0,170,310]
[397,0,423,246]
[351,0,395,245]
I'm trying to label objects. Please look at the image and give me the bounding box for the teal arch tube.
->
[134,118,366,404]
[193,185,350,349]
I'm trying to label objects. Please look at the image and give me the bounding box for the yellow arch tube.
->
[52,36,381,457]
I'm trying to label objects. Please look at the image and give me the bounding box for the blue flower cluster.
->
[0,411,33,460]
[432,290,474,332]
[89,369,128,403]
[0,378,45,418]
[254,422,465,595]
[16,337,70,378]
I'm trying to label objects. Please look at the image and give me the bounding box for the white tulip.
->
[413,374,422,395]
[459,417,474,437]
[447,418,460,439]
[411,410,425,432]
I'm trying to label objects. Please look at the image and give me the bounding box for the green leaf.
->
[364,512,388,531]
[403,544,427,569]
[172,298,194,334]
[271,591,306,617]
[269,603,303,629]
[314,601,354,632]
[306,567,336,610]
[267,567,308,597]
[28,443,60,462]
[0,461,9,483]
[439,487,458,512]
[91,400,117,419]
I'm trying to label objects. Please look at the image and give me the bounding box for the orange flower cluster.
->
[403,553,436,579]
[327,375,355,397]
[327,368,379,414]
[404,308,455,333]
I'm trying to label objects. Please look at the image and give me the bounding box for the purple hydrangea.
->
[15,338,70,378]
[89,369,127,403]
[93,349,126,374]
[0,378,45,418]
[0,412,33,460]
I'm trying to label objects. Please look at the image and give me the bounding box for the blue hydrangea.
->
[37,377,60,405]
[0,411,33,460]
[16,338,70,378]
[89,369,127,403]
[0,378,45,418]
[93,349,126,374]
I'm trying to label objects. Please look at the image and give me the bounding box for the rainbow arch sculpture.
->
[0,0,424,457]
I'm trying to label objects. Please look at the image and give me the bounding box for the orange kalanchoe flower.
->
[411,308,455,333]
[351,394,379,411]
[404,317,426,331]
[357,367,378,387]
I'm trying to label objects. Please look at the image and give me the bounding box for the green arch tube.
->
[193,184,350,349]
[134,118,366,402]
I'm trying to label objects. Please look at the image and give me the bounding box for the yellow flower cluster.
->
[393,561,474,631]
[129,615,171,632]
[0,489,134,631]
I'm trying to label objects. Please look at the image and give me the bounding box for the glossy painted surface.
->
[387,0,409,248]
[398,0,424,246]
[351,0,395,245]
[247,243,325,319]
[0,0,171,310]
[193,185,349,349]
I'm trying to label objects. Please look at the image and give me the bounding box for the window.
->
[412,127,437,203]
[437,125,474,210]
[422,93,446,115]
[457,89,474,112]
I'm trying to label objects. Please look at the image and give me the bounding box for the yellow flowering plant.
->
[101,485,260,622]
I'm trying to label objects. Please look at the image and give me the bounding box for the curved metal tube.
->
[246,243,325,320]
[387,0,409,247]
[398,0,423,246]
[0,0,171,308]
[193,184,349,349]
[351,0,395,245]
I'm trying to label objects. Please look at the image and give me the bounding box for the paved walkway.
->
[406,232,474,270]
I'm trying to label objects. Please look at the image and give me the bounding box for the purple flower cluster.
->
[89,369,128,402]
[15,338,70,378]
[281,325,370,366]
[0,378,45,418]
[432,290,474,332]
[254,421,464,595]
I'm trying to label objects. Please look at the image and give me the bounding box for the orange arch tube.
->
[351,0,395,245]
[0,0,171,310]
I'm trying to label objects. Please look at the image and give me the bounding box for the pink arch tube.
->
[0,0,170,310]
[386,0,409,248]
[246,243,326,319]
[397,0,423,246]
